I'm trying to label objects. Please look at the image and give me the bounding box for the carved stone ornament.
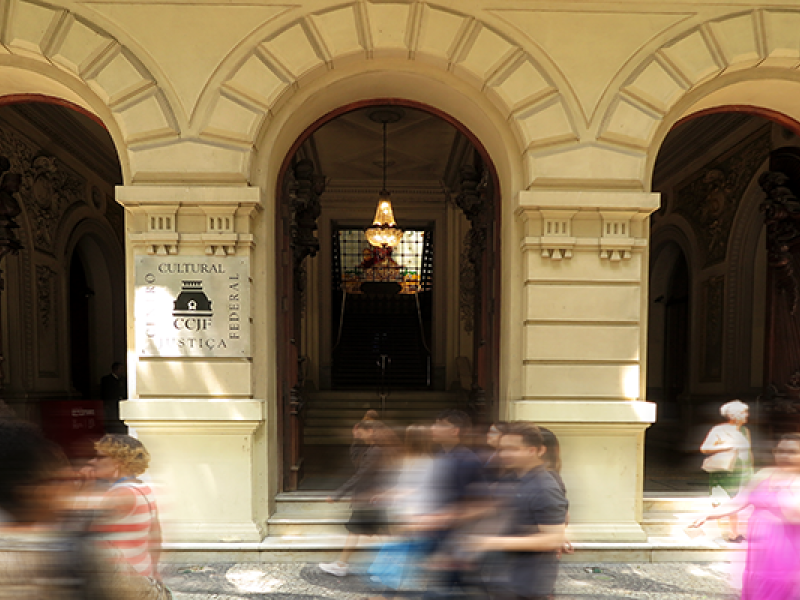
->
[456,165,492,330]
[759,170,800,315]
[36,264,56,329]
[675,130,770,267]
[288,159,323,270]
[0,156,23,256]
[0,128,86,254]
[286,159,323,313]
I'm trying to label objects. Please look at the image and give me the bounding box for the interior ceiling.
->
[0,102,122,185]
[297,105,472,190]
[654,112,770,184]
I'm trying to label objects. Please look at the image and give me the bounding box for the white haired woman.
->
[700,400,753,543]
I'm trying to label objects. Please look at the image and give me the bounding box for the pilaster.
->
[117,185,266,543]
[514,189,659,542]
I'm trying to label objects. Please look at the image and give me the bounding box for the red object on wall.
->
[40,400,105,458]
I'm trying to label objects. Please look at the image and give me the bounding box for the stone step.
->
[160,536,747,564]
[642,495,713,514]
[160,493,745,563]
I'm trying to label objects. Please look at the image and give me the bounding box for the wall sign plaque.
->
[135,256,250,357]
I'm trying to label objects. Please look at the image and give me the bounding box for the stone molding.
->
[599,9,800,169]
[197,2,578,183]
[118,186,260,255]
[516,190,659,260]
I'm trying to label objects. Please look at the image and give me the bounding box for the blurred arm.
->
[480,522,566,553]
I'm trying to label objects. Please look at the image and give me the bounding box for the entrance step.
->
[158,492,745,563]
[160,491,745,563]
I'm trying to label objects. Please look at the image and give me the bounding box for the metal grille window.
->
[334,229,432,294]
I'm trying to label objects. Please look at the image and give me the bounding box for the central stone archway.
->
[272,98,504,491]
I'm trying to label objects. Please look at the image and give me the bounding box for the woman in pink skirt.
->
[692,433,800,600]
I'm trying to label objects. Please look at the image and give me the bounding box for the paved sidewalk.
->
[162,562,740,599]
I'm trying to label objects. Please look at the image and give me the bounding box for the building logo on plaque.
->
[173,281,213,317]
[135,257,250,357]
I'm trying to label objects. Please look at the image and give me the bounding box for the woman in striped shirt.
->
[86,434,163,578]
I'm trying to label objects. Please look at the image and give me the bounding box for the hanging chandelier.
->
[366,110,403,248]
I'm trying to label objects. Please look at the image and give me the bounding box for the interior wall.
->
[0,104,124,421]
[648,117,795,450]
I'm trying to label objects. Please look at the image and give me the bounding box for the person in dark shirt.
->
[474,422,568,600]
[419,409,486,599]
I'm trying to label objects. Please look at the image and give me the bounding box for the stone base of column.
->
[512,400,656,543]
[121,399,266,543]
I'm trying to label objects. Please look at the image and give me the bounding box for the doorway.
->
[275,100,501,491]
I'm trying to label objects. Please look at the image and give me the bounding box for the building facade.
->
[2,0,800,544]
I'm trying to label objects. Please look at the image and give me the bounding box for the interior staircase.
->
[332,293,430,389]
[303,390,460,446]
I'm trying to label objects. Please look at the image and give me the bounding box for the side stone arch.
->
[0,0,180,181]
[196,1,579,187]
[596,8,800,187]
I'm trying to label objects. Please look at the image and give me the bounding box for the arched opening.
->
[275,100,501,491]
[647,105,798,488]
[0,97,126,454]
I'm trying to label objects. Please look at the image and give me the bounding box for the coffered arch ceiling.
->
[294,105,471,194]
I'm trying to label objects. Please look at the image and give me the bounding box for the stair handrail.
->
[414,292,432,388]
[332,288,347,352]
[413,292,432,355]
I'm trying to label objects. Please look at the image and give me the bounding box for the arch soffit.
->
[594,7,800,188]
[195,1,579,184]
[0,0,180,183]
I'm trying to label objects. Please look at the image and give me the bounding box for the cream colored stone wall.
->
[6,0,800,542]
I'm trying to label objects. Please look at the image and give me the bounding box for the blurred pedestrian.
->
[692,433,800,600]
[473,422,568,600]
[85,434,163,578]
[483,421,509,484]
[320,420,398,577]
[419,409,486,599]
[539,426,572,556]
[367,424,439,597]
[0,420,171,599]
[700,400,753,542]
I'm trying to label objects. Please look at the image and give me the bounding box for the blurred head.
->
[0,420,69,523]
[721,400,748,425]
[405,425,431,457]
[774,433,800,470]
[362,410,379,422]
[111,362,124,377]
[486,422,508,449]
[90,434,150,479]
[499,422,546,473]
[538,426,562,473]
[432,409,471,446]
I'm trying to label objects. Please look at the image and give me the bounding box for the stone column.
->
[513,190,658,542]
[117,186,265,543]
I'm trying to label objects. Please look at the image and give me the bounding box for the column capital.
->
[118,185,261,255]
[516,190,660,261]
